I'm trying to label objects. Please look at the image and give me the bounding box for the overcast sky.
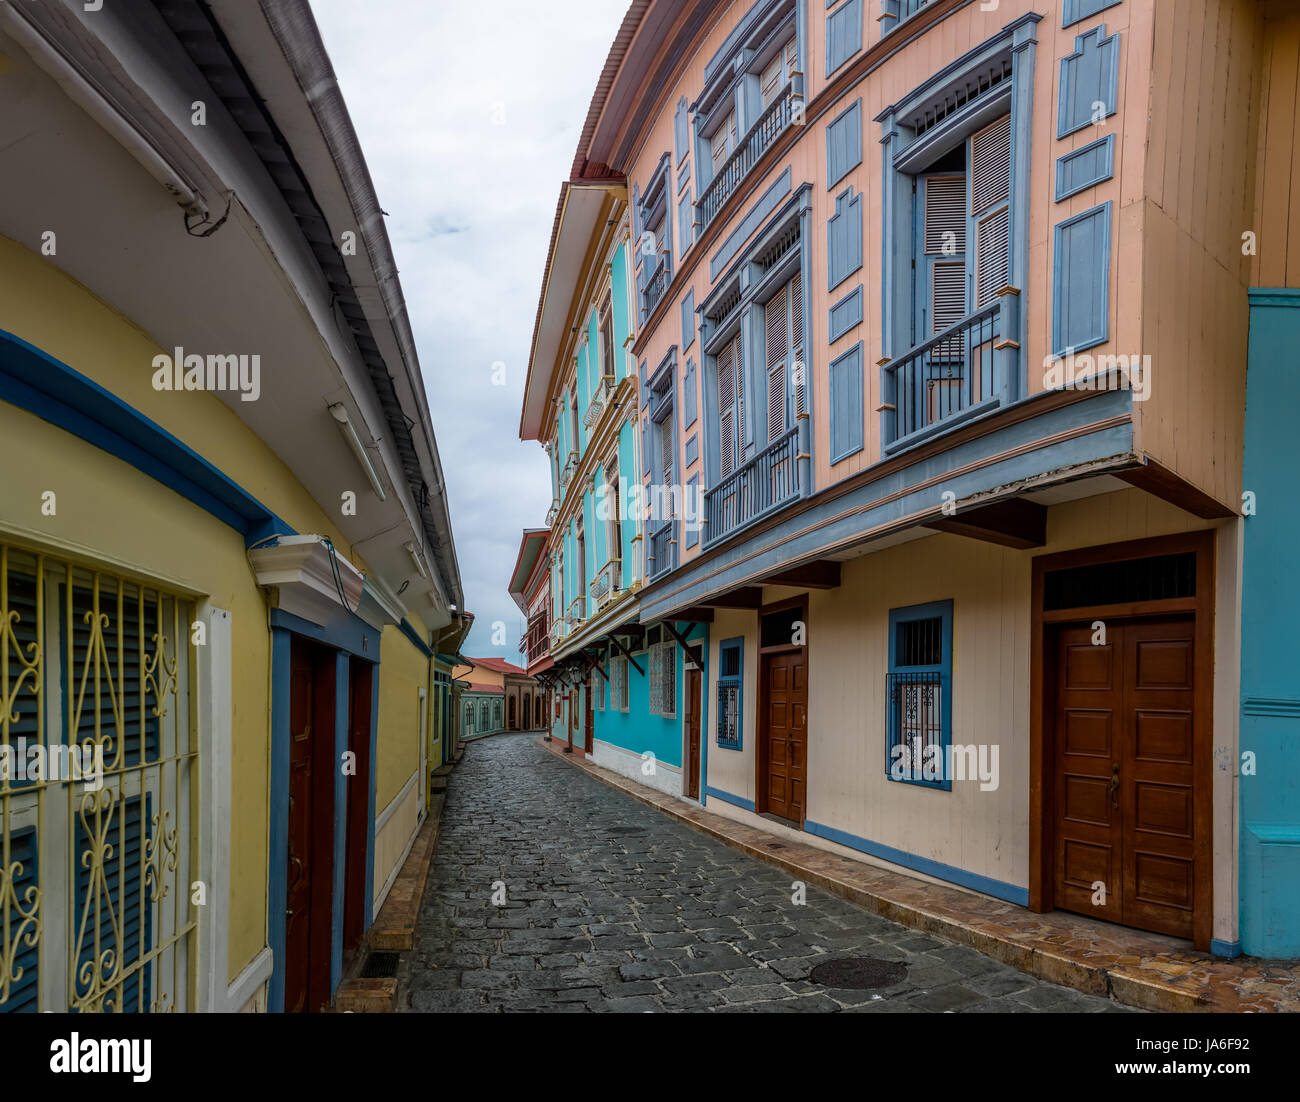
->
[311,0,628,660]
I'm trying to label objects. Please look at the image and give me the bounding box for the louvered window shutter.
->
[659,415,674,488]
[662,644,676,718]
[734,335,747,460]
[969,115,1011,216]
[970,115,1011,309]
[925,175,968,356]
[717,339,736,478]
[649,645,662,715]
[790,272,805,416]
[765,285,788,442]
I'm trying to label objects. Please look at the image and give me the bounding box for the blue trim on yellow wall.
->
[398,618,433,658]
[704,785,754,812]
[805,819,1029,905]
[267,628,292,1013]
[0,328,295,546]
[269,607,377,661]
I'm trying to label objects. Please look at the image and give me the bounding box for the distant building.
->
[453,657,542,736]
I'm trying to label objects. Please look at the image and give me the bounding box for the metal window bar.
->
[1,542,196,1013]
[648,521,676,579]
[886,671,944,785]
[696,86,795,234]
[888,301,1000,441]
[704,425,799,546]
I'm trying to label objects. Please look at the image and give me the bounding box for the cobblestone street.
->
[404,733,1132,1013]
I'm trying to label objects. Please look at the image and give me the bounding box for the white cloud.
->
[311,0,626,657]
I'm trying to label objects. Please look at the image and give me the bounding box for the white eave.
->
[249,535,366,629]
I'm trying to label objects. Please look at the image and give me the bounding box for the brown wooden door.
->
[285,640,337,1013]
[343,659,373,953]
[685,668,702,799]
[762,651,807,823]
[583,687,593,752]
[1052,617,1197,938]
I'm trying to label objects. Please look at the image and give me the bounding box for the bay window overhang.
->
[876,12,1040,455]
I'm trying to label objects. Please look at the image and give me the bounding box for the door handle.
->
[1110,763,1120,808]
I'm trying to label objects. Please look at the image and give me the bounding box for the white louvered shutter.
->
[765,284,788,442]
[975,207,1010,307]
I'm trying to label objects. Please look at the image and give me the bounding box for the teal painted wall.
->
[1240,289,1300,959]
[612,242,631,377]
[618,421,637,588]
[592,624,707,771]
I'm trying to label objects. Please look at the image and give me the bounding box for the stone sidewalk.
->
[402,733,1132,1013]
[539,737,1300,1013]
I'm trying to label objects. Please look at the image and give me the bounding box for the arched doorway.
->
[522,692,531,729]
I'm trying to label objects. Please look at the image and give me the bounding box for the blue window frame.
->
[886,600,952,789]
[716,637,744,749]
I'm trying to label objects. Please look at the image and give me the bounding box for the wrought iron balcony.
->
[642,253,672,317]
[582,374,617,430]
[545,497,559,526]
[559,451,579,490]
[696,84,797,236]
[567,594,586,627]
[881,295,1015,447]
[704,426,799,546]
[591,558,622,609]
[648,520,677,579]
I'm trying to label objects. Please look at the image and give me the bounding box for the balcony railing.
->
[545,497,559,526]
[559,451,578,490]
[883,298,1007,445]
[583,375,617,430]
[704,426,800,546]
[696,84,796,236]
[567,594,586,627]
[648,521,676,579]
[591,558,621,609]
[642,254,672,317]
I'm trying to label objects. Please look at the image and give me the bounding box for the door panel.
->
[1052,618,1198,939]
[285,646,315,1014]
[762,651,807,824]
[685,669,702,799]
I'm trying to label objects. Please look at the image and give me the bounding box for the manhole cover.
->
[808,956,908,990]
[607,826,645,835]
[360,951,400,979]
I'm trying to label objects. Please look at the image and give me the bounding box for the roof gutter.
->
[251,0,463,611]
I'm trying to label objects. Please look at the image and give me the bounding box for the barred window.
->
[648,641,677,719]
[886,600,953,789]
[0,543,196,1013]
[716,638,743,749]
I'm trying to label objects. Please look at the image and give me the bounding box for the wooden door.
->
[286,640,336,1013]
[343,659,373,952]
[762,651,807,823]
[583,687,593,752]
[685,668,702,799]
[1052,618,1197,938]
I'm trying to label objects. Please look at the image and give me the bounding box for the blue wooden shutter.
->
[826,0,863,77]
[716,639,743,749]
[828,187,863,291]
[717,338,738,478]
[1051,201,1112,355]
[683,358,698,428]
[1058,25,1120,138]
[970,115,1012,309]
[674,97,689,164]
[681,289,695,350]
[826,98,863,189]
[829,342,864,462]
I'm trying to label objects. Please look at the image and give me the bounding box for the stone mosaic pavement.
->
[403,733,1133,1013]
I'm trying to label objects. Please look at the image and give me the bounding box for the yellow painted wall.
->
[0,232,405,985]
[376,617,428,814]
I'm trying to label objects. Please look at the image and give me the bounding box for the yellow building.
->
[0,0,463,1012]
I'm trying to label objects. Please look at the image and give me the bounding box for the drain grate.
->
[360,951,400,979]
[808,956,908,990]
